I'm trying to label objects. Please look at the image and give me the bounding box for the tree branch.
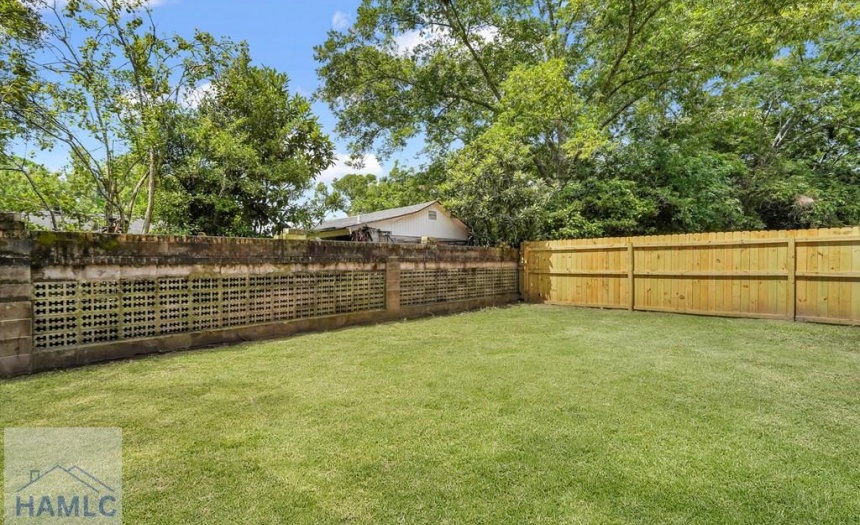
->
[3,161,58,230]
[437,0,503,102]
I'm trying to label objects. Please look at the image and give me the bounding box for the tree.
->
[0,156,104,230]
[157,50,335,236]
[593,18,860,233]
[326,163,442,215]
[0,0,42,132]
[1,0,43,177]
[317,0,855,244]
[2,0,234,232]
[318,0,840,164]
[0,157,104,229]
[715,21,860,229]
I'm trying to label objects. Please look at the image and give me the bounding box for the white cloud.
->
[392,26,500,56]
[331,11,351,31]
[474,26,499,43]
[394,29,425,55]
[318,152,384,184]
[180,82,214,109]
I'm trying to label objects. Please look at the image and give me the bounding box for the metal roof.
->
[313,201,439,231]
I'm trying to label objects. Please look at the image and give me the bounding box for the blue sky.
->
[33,0,406,182]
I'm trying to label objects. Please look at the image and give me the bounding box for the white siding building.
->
[311,201,470,244]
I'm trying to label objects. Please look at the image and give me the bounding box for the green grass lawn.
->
[2,305,859,524]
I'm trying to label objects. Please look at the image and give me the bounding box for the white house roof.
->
[313,201,440,231]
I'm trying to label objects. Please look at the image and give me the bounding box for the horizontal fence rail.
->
[522,227,860,326]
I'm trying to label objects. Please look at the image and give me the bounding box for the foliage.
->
[3,0,334,236]
[317,0,839,158]
[157,50,334,236]
[317,0,858,245]
[713,21,860,229]
[441,133,549,245]
[325,163,442,216]
[0,0,42,156]
[0,157,100,230]
[2,0,235,232]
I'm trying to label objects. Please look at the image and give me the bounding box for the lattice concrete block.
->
[8,229,520,376]
[30,269,387,354]
[399,267,518,307]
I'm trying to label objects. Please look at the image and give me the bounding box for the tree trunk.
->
[142,147,157,234]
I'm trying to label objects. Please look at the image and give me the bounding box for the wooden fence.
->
[521,227,860,325]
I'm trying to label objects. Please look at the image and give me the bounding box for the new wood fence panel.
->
[794,228,860,324]
[522,227,860,326]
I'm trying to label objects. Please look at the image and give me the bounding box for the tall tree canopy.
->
[1,0,333,236]
[0,0,42,152]
[323,163,442,215]
[157,50,334,236]
[316,0,859,245]
[1,0,236,232]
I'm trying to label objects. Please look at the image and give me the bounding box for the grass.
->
[1,304,859,524]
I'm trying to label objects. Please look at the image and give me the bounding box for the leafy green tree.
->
[157,50,335,236]
[0,0,42,162]
[327,164,442,215]
[598,18,860,233]
[2,0,234,232]
[441,134,550,245]
[317,0,855,245]
[318,0,839,164]
[713,21,860,229]
[0,157,101,230]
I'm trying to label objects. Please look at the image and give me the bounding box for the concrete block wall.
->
[0,220,519,377]
[0,214,33,376]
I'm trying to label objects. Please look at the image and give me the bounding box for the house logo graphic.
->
[14,465,118,519]
[4,427,122,524]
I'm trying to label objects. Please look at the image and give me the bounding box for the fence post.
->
[521,245,529,302]
[385,256,401,313]
[787,237,797,321]
[627,241,635,311]
[0,213,33,377]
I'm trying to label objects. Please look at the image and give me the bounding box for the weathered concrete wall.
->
[0,214,32,376]
[0,214,519,376]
